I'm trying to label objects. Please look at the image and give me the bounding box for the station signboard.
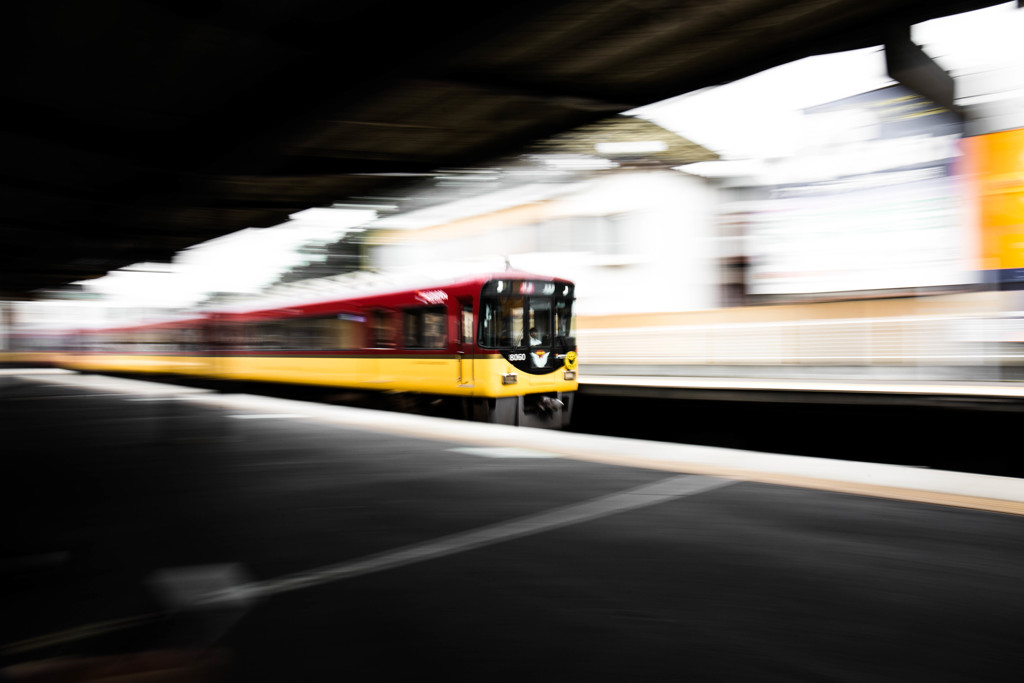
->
[745,84,975,297]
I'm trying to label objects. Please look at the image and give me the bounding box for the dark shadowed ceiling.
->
[0,0,1005,297]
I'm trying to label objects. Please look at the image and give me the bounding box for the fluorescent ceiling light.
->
[595,141,668,155]
[537,154,619,171]
[289,207,379,226]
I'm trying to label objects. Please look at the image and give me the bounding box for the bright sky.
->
[631,2,1024,160]
[630,48,894,160]
[79,208,376,309]
[62,2,1024,312]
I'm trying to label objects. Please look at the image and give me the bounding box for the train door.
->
[457,298,474,387]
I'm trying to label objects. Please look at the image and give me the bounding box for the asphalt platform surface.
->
[3,370,1024,682]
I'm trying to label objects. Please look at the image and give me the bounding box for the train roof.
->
[52,270,574,331]
[210,270,573,319]
[74,313,209,334]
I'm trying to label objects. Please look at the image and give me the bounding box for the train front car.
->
[472,274,578,428]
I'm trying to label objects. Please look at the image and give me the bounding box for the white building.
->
[364,116,723,317]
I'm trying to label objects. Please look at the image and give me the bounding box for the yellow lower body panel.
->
[60,354,209,375]
[0,351,61,366]
[212,355,472,395]
[50,353,579,399]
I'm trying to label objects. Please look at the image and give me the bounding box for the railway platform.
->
[3,368,1024,682]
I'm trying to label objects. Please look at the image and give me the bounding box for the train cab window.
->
[479,281,575,351]
[403,307,447,349]
[555,298,576,345]
[527,299,552,345]
[479,296,524,348]
[370,310,396,348]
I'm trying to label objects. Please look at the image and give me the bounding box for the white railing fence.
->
[578,313,1024,374]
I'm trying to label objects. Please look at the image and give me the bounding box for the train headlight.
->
[563,371,576,381]
[502,372,518,385]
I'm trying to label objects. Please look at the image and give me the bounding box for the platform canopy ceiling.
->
[0,0,1004,296]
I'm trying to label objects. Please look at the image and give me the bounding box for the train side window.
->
[221,321,247,350]
[461,304,473,345]
[403,306,447,349]
[370,310,395,348]
[237,323,255,350]
[257,321,285,350]
[402,310,417,348]
[282,317,321,350]
[328,313,364,350]
[245,323,263,350]
[181,327,199,353]
[289,317,342,350]
[280,319,300,349]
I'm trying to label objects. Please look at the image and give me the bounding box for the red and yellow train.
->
[26,271,579,427]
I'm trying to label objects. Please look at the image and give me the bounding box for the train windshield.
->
[478,280,576,354]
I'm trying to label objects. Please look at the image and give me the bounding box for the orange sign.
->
[964,128,1024,275]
